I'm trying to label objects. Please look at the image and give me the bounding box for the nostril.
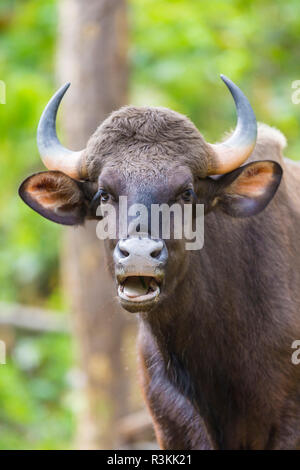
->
[150,248,162,259]
[120,248,129,258]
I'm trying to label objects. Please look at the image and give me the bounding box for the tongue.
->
[123,277,149,298]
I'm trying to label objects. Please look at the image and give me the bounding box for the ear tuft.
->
[19,171,87,225]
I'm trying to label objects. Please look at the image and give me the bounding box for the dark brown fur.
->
[99,114,300,449]
[20,106,300,449]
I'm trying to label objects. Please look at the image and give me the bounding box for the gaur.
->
[19,76,300,449]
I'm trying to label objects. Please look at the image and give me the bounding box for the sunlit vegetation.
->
[0,0,299,449]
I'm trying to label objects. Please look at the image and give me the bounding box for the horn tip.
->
[220,74,231,86]
[54,82,71,98]
[60,82,71,92]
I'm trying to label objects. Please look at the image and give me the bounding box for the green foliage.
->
[1,0,300,451]
[0,0,74,450]
[0,0,60,307]
[130,0,300,156]
[0,334,74,450]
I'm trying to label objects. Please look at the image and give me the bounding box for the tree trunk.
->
[57,0,129,449]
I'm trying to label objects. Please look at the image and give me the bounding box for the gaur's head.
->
[19,76,282,313]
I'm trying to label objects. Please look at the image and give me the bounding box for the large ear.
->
[19,171,89,225]
[214,160,283,218]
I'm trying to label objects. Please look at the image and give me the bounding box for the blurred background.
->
[0,0,299,450]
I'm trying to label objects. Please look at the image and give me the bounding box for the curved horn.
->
[208,75,257,175]
[37,83,87,180]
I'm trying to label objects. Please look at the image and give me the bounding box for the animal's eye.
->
[90,189,111,210]
[181,189,194,202]
[100,191,110,202]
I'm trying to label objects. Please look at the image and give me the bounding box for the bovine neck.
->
[141,209,295,448]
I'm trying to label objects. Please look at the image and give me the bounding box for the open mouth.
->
[118,275,161,304]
